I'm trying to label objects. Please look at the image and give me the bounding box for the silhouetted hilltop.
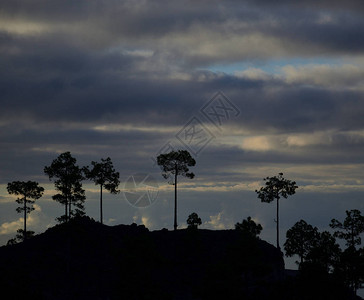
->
[0,217,360,300]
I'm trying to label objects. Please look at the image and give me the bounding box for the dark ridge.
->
[0,217,359,300]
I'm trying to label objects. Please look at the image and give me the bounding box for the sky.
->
[1,0,364,271]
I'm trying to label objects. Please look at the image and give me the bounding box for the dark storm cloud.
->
[0,124,174,182]
[272,14,364,54]
[1,0,363,65]
[1,65,364,184]
[2,45,364,132]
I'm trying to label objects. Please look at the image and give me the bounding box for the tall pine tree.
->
[7,181,44,241]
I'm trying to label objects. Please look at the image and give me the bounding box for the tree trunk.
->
[23,197,27,240]
[65,202,68,222]
[100,184,103,224]
[174,169,178,231]
[66,186,70,222]
[69,198,71,221]
[276,197,280,250]
[66,170,69,222]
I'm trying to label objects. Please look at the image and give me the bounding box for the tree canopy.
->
[157,150,196,181]
[284,219,319,265]
[255,173,297,204]
[305,231,341,273]
[330,209,364,248]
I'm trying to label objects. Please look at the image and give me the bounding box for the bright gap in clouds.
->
[205,57,345,75]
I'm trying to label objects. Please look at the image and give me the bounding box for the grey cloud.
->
[255,0,364,11]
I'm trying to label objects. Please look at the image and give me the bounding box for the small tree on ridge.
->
[187,212,202,230]
[235,216,263,238]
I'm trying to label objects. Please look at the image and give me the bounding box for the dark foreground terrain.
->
[0,217,360,299]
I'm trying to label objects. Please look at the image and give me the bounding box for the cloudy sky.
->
[1,0,364,269]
